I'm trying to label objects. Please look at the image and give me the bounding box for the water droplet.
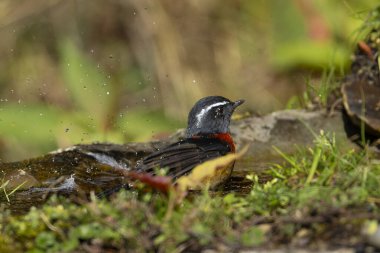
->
[106,91,110,95]
[192,79,197,84]
[142,98,146,102]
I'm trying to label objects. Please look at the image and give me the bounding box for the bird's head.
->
[186,96,244,138]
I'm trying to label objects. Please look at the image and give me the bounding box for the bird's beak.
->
[232,99,245,109]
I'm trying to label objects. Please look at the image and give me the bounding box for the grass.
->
[286,66,342,110]
[0,132,379,252]
[0,180,27,203]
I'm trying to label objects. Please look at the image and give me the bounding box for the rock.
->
[230,109,357,177]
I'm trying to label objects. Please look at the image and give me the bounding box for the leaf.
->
[272,41,349,70]
[269,1,351,70]
[123,171,172,194]
[175,145,249,195]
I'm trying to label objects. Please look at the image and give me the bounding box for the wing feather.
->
[135,138,231,180]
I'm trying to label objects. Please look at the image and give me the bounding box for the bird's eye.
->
[215,107,224,116]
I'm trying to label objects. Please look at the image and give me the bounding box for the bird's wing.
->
[135,138,232,180]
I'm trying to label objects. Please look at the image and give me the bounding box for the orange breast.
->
[211,133,235,152]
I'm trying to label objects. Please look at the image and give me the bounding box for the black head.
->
[186,96,244,137]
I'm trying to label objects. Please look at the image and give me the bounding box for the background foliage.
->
[0,0,378,161]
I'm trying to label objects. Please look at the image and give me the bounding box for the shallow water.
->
[0,144,274,213]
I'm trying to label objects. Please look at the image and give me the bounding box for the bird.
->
[135,96,244,188]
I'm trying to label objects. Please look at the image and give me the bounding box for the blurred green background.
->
[0,0,377,161]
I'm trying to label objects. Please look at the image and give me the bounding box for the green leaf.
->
[272,41,350,70]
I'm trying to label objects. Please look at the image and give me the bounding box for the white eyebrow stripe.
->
[195,101,229,127]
